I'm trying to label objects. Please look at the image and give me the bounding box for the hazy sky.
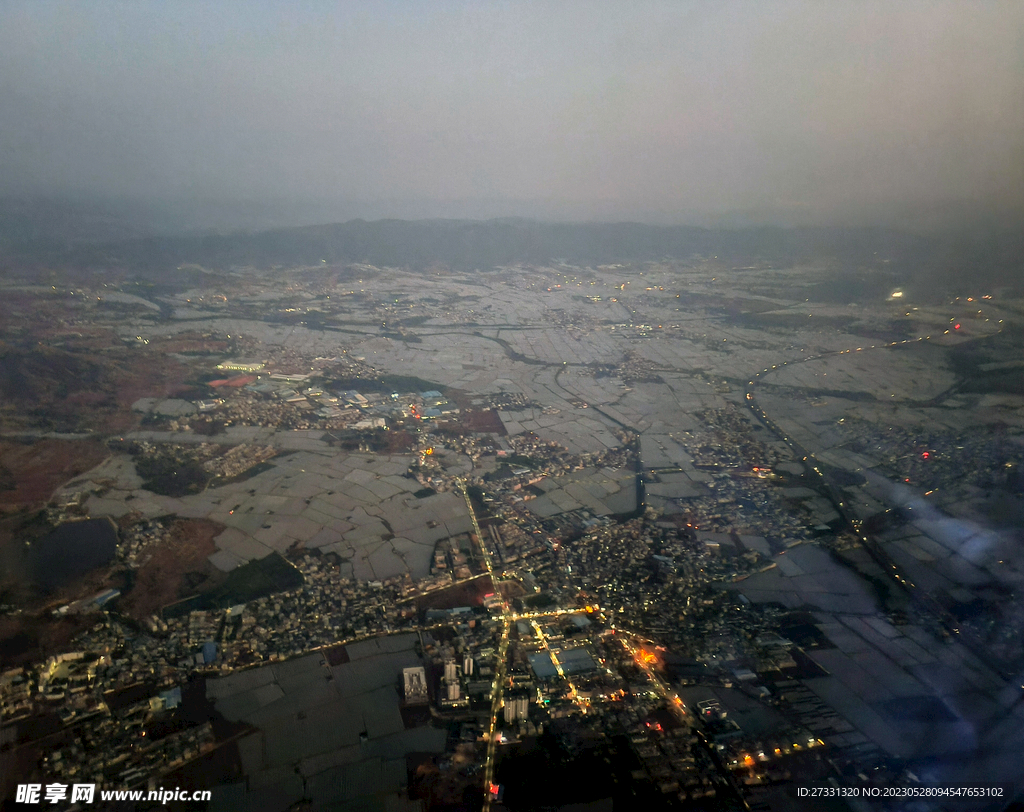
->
[1,1,1022,227]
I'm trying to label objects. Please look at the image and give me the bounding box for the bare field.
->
[0,613,97,667]
[458,408,506,434]
[0,439,109,512]
[414,574,494,611]
[120,518,226,619]
[0,340,195,433]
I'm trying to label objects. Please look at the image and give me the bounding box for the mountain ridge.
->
[2,215,1021,293]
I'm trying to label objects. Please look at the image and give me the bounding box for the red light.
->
[921,452,929,459]
[954,324,960,329]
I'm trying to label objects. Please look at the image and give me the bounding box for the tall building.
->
[463,655,474,676]
[447,682,461,701]
[444,660,458,683]
[504,693,529,722]
[402,667,428,705]
[515,695,529,720]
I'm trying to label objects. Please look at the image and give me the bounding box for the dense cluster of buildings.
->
[194,379,456,433]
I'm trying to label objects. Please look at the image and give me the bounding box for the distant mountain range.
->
[64,219,934,270]
[1,202,1020,294]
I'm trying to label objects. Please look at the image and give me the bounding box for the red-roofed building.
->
[209,375,258,388]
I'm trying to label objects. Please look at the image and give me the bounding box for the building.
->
[503,694,529,723]
[352,417,387,430]
[269,372,312,383]
[402,666,428,705]
[216,360,265,372]
[92,589,121,609]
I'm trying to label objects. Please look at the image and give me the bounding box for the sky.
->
[1,1,1022,229]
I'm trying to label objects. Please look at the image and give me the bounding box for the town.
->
[2,255,1023,811]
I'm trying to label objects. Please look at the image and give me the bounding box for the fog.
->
[1,1,1022,230]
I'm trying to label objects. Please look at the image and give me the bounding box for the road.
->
[457,481,512,812]
[740,338,1001,655]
